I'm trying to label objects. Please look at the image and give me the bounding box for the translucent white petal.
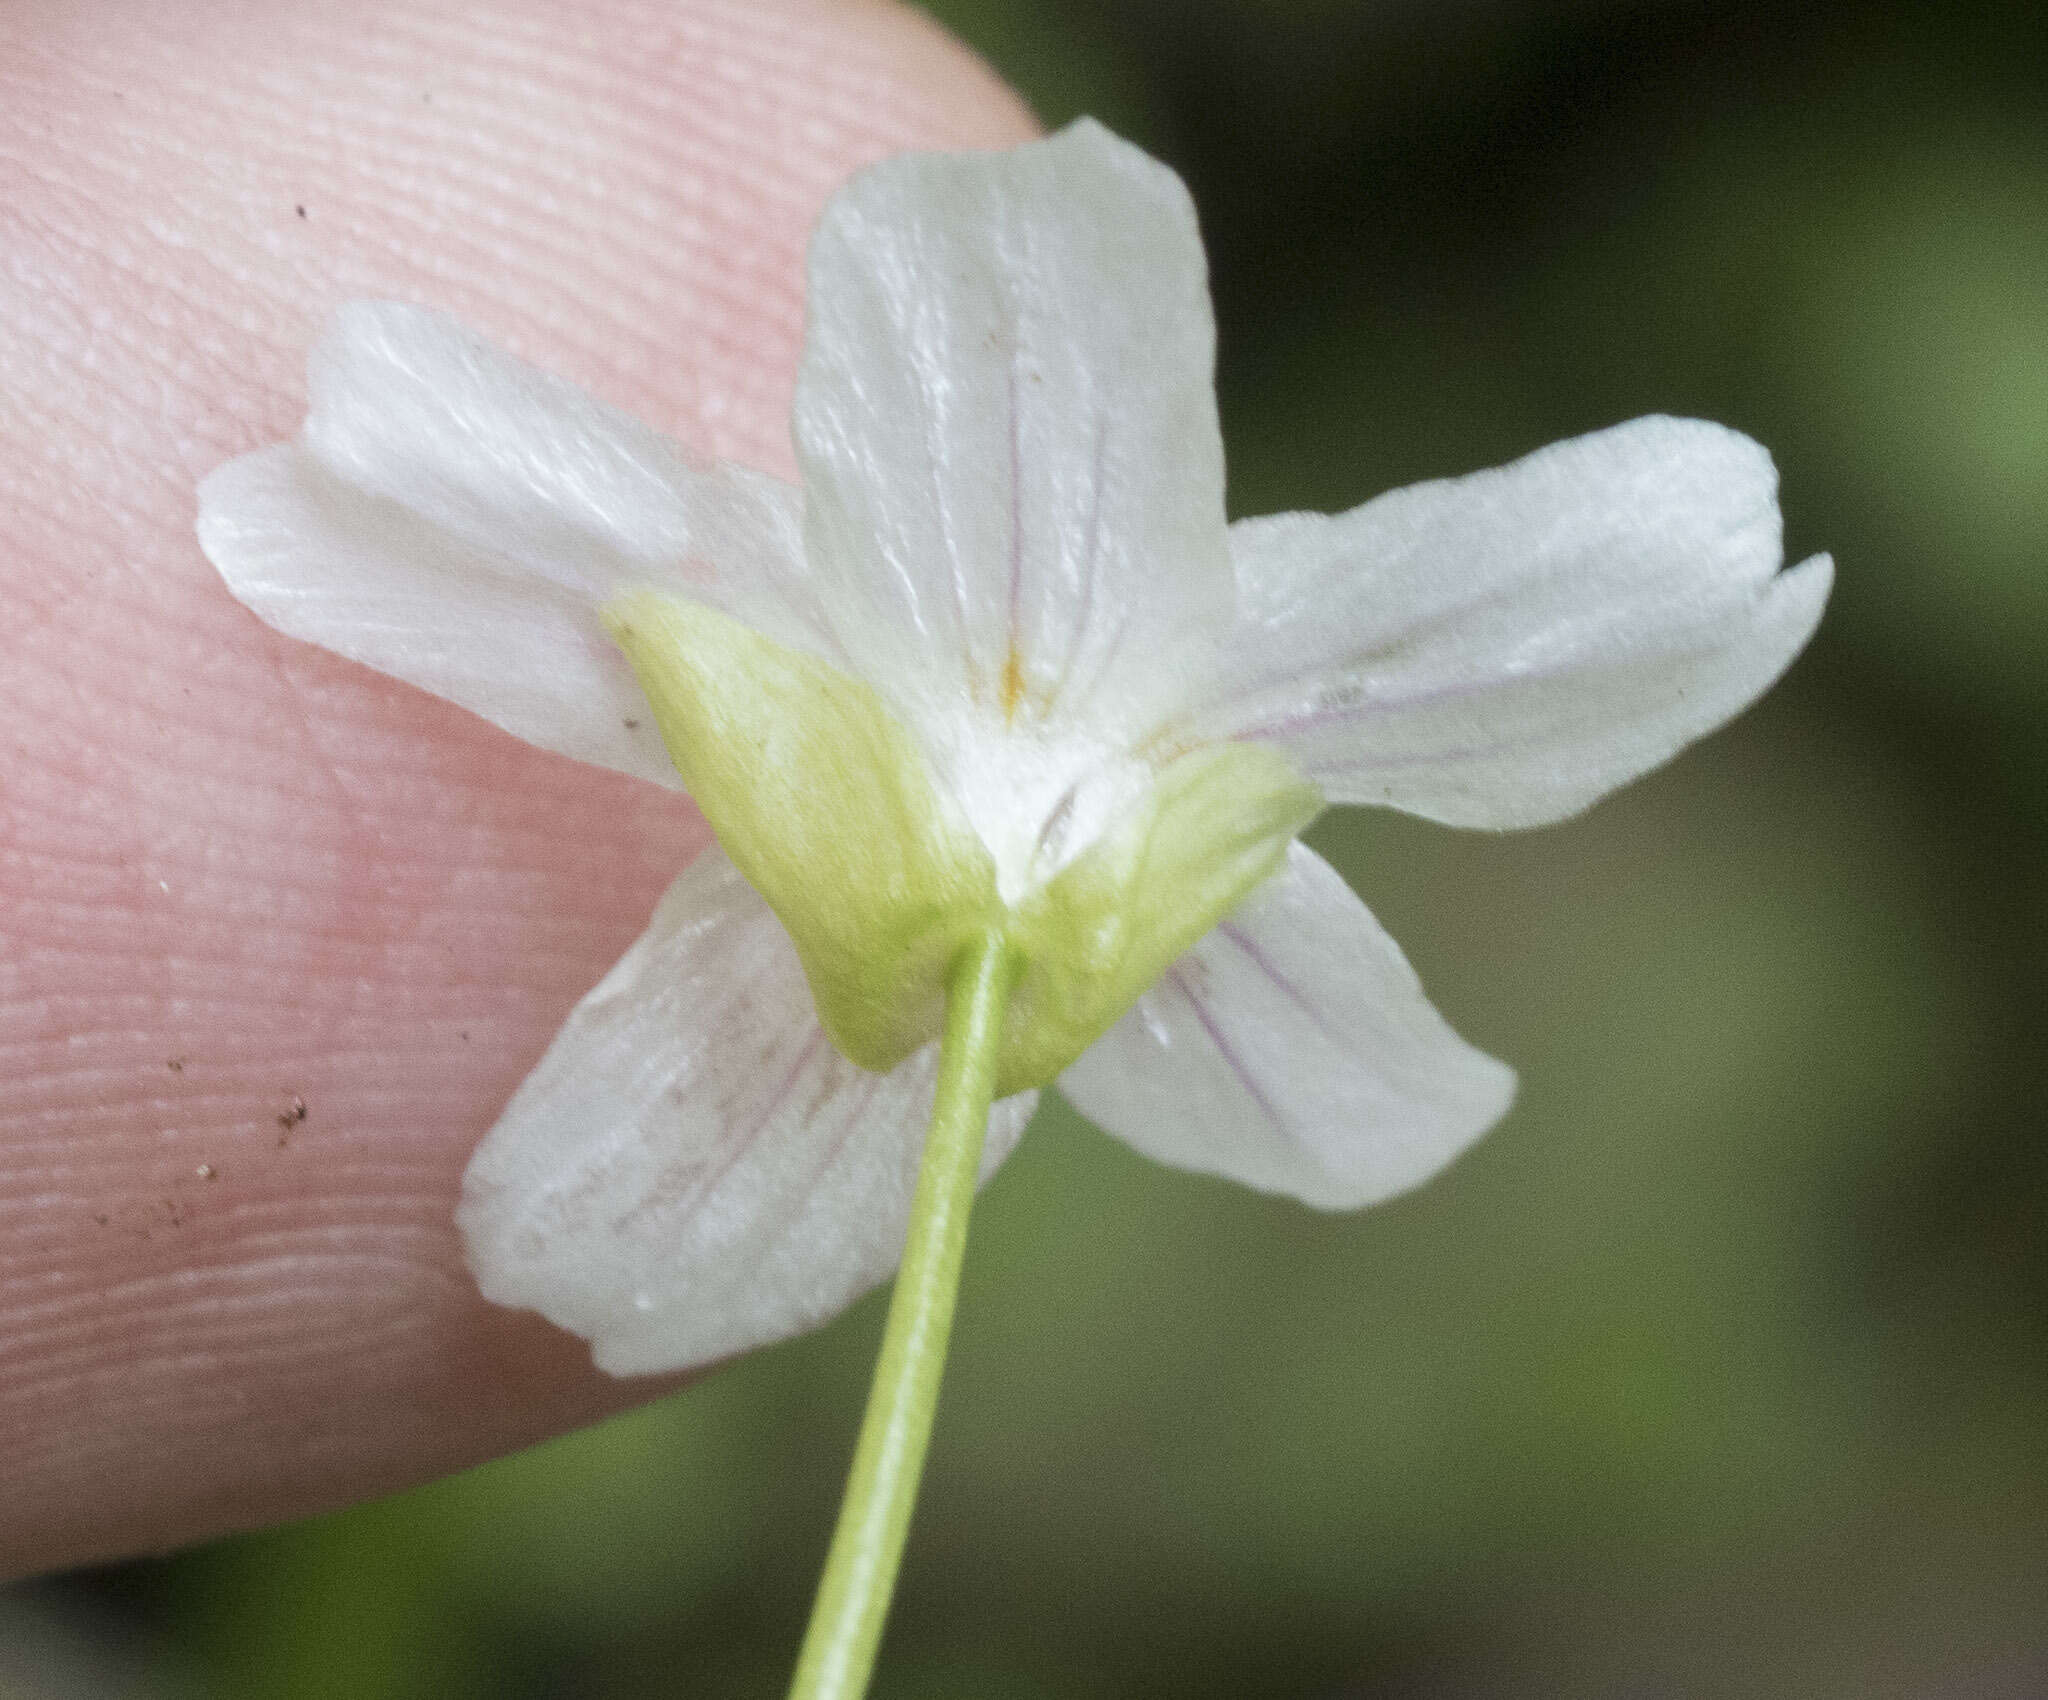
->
[198,302,827,783]
[1058,843,1514,1211]
[793,119,1234,765]
[199,443,684,784]
[458,847,1037,1377]
[1188,417,1833,828]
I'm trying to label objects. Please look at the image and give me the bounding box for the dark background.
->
[12,0,2046,1693]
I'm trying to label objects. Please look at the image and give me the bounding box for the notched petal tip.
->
[1767,549,1835,635]
[1196,413,1834,831]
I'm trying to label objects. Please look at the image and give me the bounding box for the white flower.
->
[196,121,1830,1377]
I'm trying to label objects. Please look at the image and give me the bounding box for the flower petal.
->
[792,119,1234,758]
[198,302,823,784]
[1187,417,1833,828]
[1057,843,1513,1211]
[458,847,1036,1377]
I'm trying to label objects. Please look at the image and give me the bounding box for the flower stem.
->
[787,930,1015,1700]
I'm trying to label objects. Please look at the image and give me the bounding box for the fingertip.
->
[1,0,1035,1574]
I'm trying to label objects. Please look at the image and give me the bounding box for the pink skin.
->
[0,0,1034,1577]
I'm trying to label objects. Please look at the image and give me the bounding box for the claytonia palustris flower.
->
[197,121,1830,1379]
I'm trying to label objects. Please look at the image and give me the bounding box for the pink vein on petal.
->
[1048,413,1108,712]
[1169,964,1296,1155]
[608,1024,828,1237]
[703,1055,887,1303]
[1215,920,1345,1050]
[1223,643,1679,748]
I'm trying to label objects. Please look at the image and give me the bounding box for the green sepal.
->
[604,589,1001,1072]
[995,742,1323,1095]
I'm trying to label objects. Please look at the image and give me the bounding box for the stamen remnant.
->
[999,645,1028,724]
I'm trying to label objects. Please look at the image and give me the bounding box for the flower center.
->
[604,587,1322,1094]
[930,716,1155,907]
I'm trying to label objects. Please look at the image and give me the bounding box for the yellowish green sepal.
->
[997,742,1322,1094]
[605,590,1001,1071]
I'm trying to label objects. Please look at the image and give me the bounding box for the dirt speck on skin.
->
[195,1163,216,1181]
[276,1094,308,1147]
[623,717,641,730]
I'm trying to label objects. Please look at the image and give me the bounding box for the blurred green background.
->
[14,1,2047,1694]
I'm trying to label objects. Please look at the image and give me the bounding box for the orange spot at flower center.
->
[1000,647,1027,724]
